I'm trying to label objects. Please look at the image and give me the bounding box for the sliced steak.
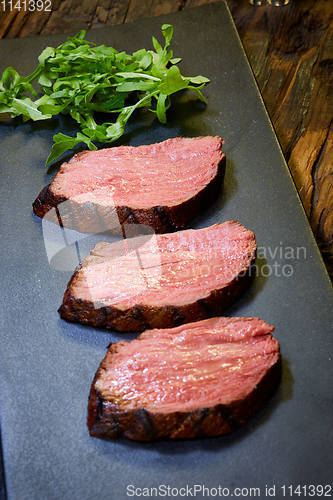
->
[33,136,225,233]
[88,316,281,441]
[59,221,257,332]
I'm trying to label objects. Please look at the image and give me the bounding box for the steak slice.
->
[59,221,257,332]
[33,136,225,233]
[88,316,281,441]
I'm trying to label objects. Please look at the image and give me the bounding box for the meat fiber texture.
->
[88,316,281,441]
[59,221,257,332]
[33,136,226,234]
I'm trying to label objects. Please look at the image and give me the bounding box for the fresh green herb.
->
[0,25,209,166]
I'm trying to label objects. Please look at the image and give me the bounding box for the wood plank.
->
[227,0,333,275]
[125,0,182,23]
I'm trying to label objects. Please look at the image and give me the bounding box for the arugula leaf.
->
[115,72,160,81]
[38,47,55,66]
[187,85,208,104]
[158,65,189,95]
[161,24,173,49]
[188,75,210,85]
[1,67,21,89]
[12,97,51,121]
[156,93,168,124]
[116,81,156,93]
[46,132,97,166]
[0,26,209,166]
[152,36,163,54]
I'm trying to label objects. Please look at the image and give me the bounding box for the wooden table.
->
[1,0,332,278]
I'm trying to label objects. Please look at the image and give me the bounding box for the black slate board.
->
[1,2,332,499]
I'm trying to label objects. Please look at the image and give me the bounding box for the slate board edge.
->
[221,1,331,286]
[0,429,6,500]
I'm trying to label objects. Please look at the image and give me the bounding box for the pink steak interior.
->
[95,317,279,413]
[51,136,223,209]
[71,221,256,309]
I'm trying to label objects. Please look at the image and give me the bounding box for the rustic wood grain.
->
[0,0,332,277]
[227,0,333,277]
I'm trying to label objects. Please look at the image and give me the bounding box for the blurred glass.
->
[268,0,290,4]
[249,0,290,4]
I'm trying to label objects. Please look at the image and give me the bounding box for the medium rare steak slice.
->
[33,136,225,233]
[87,316,281,441]
[59,221,257,332]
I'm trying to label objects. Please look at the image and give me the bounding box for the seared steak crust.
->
[88,362,281,441]
[32,137,226,233]
[58,222,257,332]
[59,262,254,332]
[87,318,281,441]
